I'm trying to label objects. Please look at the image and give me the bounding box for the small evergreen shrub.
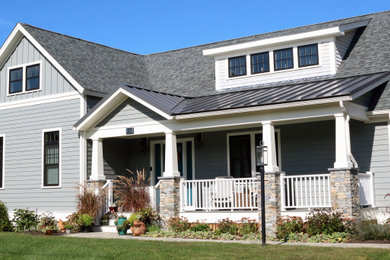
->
[168,217,191,233]
[276,216,304,239]
[0,201,13,232]
[13,208,38,232]
[190,223,210,232]
[80,214,94,227]
[216,218,238,235]
[305,210,345,236]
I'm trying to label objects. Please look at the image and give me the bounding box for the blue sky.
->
[0,1,388,54]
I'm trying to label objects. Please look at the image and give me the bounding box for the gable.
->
[0,37,77,102]
[96,98,166,128]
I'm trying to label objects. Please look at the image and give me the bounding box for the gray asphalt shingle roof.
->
[21,10,390,98]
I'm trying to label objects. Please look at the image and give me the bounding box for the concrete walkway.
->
[66,232,390,249]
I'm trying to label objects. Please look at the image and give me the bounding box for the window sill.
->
[7,89,42,97]
[41,185,61,189]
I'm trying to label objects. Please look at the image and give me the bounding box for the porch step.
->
[94,225,117,233]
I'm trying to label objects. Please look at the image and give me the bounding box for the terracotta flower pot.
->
[131,220,146,236]
[45,230,54,235]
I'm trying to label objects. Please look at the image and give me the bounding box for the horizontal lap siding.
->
[0,98,80,212]
[335,31,355,68]
[0,37,76,103]
[350,121,390,207]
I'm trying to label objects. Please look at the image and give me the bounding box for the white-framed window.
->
[42,128,61,188]
[226,130,281,178]
[150,137,195,185]
[7,61,42,95]
[0,134,4,189]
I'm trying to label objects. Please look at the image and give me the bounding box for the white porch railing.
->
[358,172,375,207]
[281,173,331,210]
[101,179,114,214]
[148,181,161,211]
[180,178,258,211]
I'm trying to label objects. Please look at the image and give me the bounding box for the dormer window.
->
[26,64,40,91]
[298,44,318,67]
[229,56,246,77]
[274,48,293,71]
[251,52,269,74]
[9,68,23,94]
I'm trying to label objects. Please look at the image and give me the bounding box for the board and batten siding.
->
[96,98,165,128]
[0,96,81,214]
[0,37,77,103]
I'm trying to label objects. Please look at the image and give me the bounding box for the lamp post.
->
[256,141,268,246]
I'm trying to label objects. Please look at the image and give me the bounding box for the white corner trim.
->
[41,128,62,189]
[0,134,4,190]
[6,61,43,96]
[203,26,344,56]
[0,91,80,111]
[0,24,84,94]
[174,96,351,120]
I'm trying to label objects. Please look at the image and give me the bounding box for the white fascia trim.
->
[76,88,173,131]
[0,24,84,94]
[174,96,351,120]
[368,110,390,116]
[0,134,4,190]
[203,27,344,56]
[41,128,62,189]
[0,91,80,111]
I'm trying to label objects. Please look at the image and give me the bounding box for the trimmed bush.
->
[276,216,304,239]
[216,218,238,235]
[305,210,345,236]
[0,201,13,232]
[190,223,210,232]
[13,208,38,232]
[238,218,258,235]
[168,217,191,233]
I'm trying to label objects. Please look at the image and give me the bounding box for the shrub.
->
[217,218,238,235]
[351,219,390,240]
[66,212,82,232]
[77,183,105,218]
[168,217,191,233]
[137,207,160,226]
[127,212,141,227]
[190,223,210,232]
[147,224,161,233]
[37,212,58,233]
[276,216,304,239]
[239,218,258,235]
[114,169,150,212]
[0,201,13,232]
[80,214,94,227]
[12,208,38,232]
[305,210,345,236]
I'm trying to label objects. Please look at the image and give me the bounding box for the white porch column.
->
[261,121,279,173]
[90,138,106,181]
[163,131,180,177]
[333,113,353,169]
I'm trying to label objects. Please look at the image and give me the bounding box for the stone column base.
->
[329,168,360,218]
[158,176,182,228]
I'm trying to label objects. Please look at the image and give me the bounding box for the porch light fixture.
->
[256,141,267,247]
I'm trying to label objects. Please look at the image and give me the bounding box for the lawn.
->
[1,233,390,260]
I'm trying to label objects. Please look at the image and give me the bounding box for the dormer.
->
[203,20,369,91]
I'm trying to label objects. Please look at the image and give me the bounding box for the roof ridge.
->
[21,23,141,57]
[146,10,389,56]
[122,84,189,98]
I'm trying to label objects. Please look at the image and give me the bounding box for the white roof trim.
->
[203,26,344,56]
[76,88,173,131]
[174,96,352,120]
[0,24,84,94]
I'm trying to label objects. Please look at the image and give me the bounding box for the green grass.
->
[0,233,390,260]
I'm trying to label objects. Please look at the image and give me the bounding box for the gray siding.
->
[280,121,335,175]
[351,120,390,207]
[0,37,76,103]
[335,31,355,68]
[0,97,80,213]
[97,98,164,127]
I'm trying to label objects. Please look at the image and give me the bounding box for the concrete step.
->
[94,225,133,234]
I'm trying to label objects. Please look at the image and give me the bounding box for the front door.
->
[151,139,194,185]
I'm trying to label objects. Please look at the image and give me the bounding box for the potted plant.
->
[115,215,129,235]
[80,214,94,232]
[38,212,58,235]
[64,223,73,235]
[128,212,147,236]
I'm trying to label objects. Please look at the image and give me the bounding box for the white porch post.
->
[261,121,279,173]
[333,113,353,169]
[163,131,180,177]
[90,138,106,181]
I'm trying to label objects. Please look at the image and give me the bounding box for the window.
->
[229,56,246,77]
[298,44,318,67]
[274,48,293,71]
[9,68,23,94]
[251,52,269,74]
[26,64,40,91]
[43,131,60,187]
[0,137,3,189]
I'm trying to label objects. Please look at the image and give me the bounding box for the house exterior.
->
[1,11,390,232]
